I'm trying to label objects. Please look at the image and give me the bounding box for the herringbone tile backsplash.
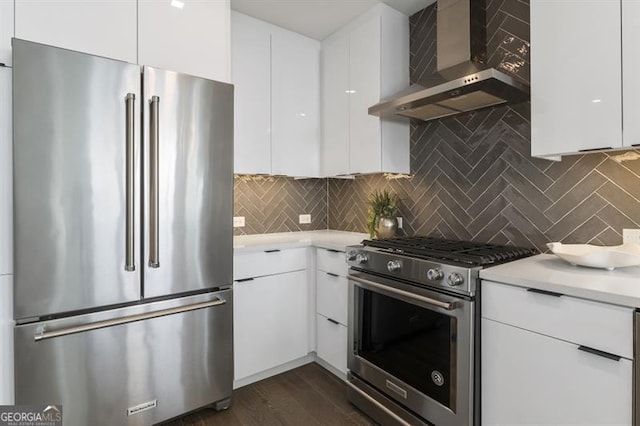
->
[235,0,640,249]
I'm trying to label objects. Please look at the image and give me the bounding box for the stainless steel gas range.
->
[345,237,537,426]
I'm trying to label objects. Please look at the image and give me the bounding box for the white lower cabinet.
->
[0,275,13,405]
[234,270,308,381]
[316,314,347,375]
[481,280,634,425]
[482,318,633,425]
[315,247,349,376]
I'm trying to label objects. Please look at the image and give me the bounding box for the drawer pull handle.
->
[327,318,340,325]
[578,345,621,361]
[235,278,254,283]
[264,249,281,253]
[326,272,339,278]
[526,288,563,297]
[326,249,341,253]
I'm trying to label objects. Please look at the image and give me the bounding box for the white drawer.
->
[316,313,347,375]
[234,247,307,280]
[482,280,634,359]
[316,271,348,326]
[316,247,348,276]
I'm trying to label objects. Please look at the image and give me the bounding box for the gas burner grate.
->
[362,236,538,266]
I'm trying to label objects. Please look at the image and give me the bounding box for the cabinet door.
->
[14,0,136,63]
[316,314,347,375]
[531,0,622,156]
[623,0,640,148]
[482,318,633,425]
[271,29,320,177]
[349,16,382,174]
[0,67,11,275]
[316,271,348,326]
[231,12,272,175]
[234,271,308,381]
[321,35,350,176]
[0,0,13,65]
[138,0,230,82]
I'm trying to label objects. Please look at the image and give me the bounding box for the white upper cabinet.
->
[271,28,320,177]
[138,0,230,82]
[321,4,410,176]
[531,0,639,157]
[231,12,271,175]
[623,0,640,148]
[15,0,137,63]
[0,0,13,65]
[321,36,350,176]
[231,12,320,177]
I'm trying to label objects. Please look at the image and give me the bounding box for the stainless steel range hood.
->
[369,0,529,121]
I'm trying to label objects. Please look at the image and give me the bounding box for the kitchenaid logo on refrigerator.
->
[0,405,62,426]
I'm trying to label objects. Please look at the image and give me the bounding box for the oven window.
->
[357,286,455,408]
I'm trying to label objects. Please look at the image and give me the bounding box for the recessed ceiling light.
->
[592,99,601,103]
[171,0,184,9]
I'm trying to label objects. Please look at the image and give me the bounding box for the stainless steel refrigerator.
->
[12,39,233,425]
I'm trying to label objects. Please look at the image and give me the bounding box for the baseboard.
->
[314,356,347,381]
[233,354,316,389]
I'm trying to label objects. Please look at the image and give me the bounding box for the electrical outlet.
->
[622,229,640,245]
[299,214,311,224]
[397,217,403,229]
[233,216,245,228]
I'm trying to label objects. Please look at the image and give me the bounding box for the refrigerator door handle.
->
[125,93,136,272]
[149,95,160,268]
[34,297,227,342]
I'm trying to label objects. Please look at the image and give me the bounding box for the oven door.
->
[348,270,474,426]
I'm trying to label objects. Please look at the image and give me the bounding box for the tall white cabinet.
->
[531,0,640,157]
[0,66,13,405]
[231,11,321,177]
[321,4,410,176]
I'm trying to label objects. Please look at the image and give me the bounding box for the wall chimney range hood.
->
[369,0,529,121]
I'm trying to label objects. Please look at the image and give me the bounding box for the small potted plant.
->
[366,190,399,239]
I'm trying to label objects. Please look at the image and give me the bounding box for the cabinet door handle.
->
[578,345,621,361]
[326,317,339,325]
[326,272,339,278]
[264,249,281,253]
[527,288,563,297]
[326,249,341,253]
[235,278,254,283]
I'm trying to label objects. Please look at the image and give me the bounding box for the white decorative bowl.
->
[547,242,640,271]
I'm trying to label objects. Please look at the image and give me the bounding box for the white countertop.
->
[480,254,640,308]
[234,230,368,253]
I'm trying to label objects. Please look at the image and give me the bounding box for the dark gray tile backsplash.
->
[234,1,640,249]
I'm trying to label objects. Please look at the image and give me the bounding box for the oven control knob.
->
[426,268,444,281]
[346,250,357,261]
[387,260,401,272]
[355,253,368,264]
[447,272,464,287]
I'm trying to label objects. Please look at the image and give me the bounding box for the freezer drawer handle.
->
[125,93,136,272]
[34,297,226,342]
[149,95,160,268]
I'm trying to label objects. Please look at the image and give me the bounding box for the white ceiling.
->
[230,0,437,40]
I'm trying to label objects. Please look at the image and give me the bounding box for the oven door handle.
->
[349,275,456,311]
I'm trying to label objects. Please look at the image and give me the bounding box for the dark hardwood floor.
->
[164,363,376,426]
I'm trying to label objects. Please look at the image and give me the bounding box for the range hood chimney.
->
[369,0,529,121]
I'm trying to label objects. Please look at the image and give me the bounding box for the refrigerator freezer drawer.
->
[14,290,233,425]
